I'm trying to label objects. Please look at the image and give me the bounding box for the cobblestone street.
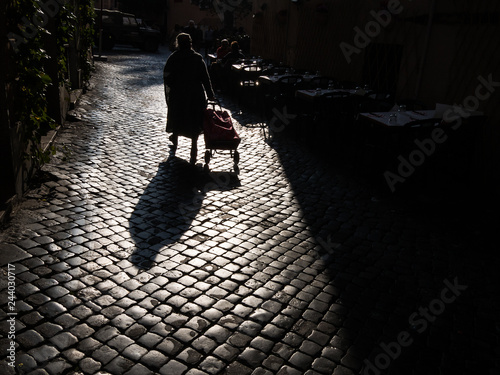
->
[1,46,499,375]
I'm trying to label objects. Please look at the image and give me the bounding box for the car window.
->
[129,17,137,26]
[122,16,130,25]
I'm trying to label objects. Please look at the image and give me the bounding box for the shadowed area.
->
[129,156,240,269]
[0,47,497,375]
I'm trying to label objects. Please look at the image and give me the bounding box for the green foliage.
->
[78,0,96,84]
[55,4,77,85]
[7,0,95,170]
[8,1,56,170]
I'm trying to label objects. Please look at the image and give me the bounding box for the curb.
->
[41,89,84,153]
[40,125,62,153]
[0,243,32,266]
[0,195,17,228]
[1,88,84,228]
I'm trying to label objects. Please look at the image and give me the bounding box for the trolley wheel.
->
[234,150,240,165]
[204,150,211,164]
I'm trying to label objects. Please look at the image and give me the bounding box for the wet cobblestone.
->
[0,46,499,374]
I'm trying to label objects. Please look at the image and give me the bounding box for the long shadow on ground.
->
[264,126,497,375]
[129,155,240,269]
[222,94,497,374]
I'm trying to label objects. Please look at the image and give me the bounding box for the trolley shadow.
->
[128,155,240,269]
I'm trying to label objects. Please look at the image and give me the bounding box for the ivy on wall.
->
[7,0,57,168]
[6,0,94,169]
[79,0,96,84]
[55,4,76,85]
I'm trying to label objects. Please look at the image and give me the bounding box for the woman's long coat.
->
[164,49,214,139]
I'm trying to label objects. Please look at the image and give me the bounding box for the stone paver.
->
[0,45,498,375]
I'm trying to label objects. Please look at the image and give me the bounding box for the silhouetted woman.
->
[164,33,215,164]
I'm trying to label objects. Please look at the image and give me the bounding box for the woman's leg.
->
[169,133,178,154]
[190,135,198,164]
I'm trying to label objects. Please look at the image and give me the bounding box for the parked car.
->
[94,9,161,52]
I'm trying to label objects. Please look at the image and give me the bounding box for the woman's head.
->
[176,33,192,50]
[230,41,239,52]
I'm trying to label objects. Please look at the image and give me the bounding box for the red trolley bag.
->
[203,100,241,173]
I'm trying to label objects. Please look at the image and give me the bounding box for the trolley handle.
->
[207,98,222,111]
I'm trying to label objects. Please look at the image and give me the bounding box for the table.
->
[359,109,484,127]
[231,63,263,73]
[357,108,486,188]
[295,88,360,102]
[359,109,438,127]
[231,59,264,72]
[259,73,319,85]
[207,53,218,67]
